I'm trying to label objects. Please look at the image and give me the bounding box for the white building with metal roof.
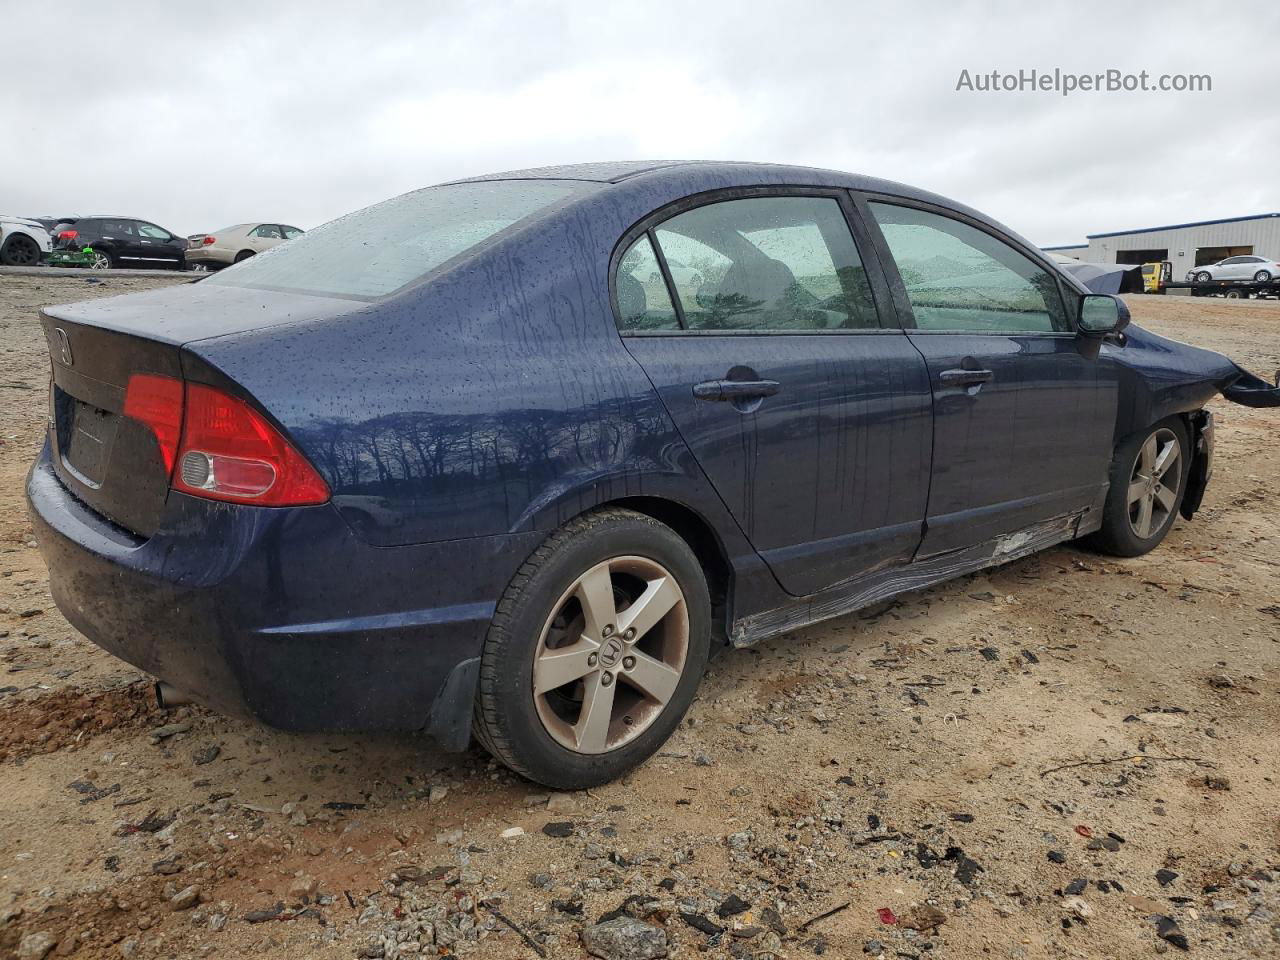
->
[1044,213,1280,280]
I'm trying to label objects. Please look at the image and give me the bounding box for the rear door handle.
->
[938,368,994,387]
[692,379,782,401]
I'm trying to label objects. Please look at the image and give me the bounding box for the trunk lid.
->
[40,314,182,537]
[39,284,358,536]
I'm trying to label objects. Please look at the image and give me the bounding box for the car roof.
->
[453,160,989,224]
[454,159,939,197]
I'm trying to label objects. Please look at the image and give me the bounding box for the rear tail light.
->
[202,236,216,246]
[57,229,78,242]
[122,374,183,474]
[122,374,328,506]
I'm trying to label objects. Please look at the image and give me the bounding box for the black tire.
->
[1194,271,1212,283]
[234,250,254,263]
[1254,270,1272,283]
[1087,416,1191,557]
[473,507,711,789]
[1225,289,1244,299]
[1,233,41,267]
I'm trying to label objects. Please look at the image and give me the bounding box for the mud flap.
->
[425,656,479,752]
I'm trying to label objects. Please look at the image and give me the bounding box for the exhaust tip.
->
[155,681,193,710]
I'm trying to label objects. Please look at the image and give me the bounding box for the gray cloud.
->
[3,1,1276,244]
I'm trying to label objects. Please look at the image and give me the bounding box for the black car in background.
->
[54,217,188,270]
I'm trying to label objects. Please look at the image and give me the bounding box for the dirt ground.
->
[0,273,1277,960]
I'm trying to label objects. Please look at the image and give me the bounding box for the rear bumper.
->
[185,248,235,267]
[26,443,540,746]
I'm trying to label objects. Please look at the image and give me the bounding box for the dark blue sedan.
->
[27,161,1279,787]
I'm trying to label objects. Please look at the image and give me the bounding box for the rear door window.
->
[252,224,284,239]
[615,235,680,331]
[647,196,879,331]
[869,203,1069,333]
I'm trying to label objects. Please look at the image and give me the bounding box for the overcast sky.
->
[4,2,1277,245]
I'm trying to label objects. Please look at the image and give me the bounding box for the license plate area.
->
[54,385,120,488]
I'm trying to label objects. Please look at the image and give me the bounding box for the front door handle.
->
[693,379,782,401]
[938,368,994,387]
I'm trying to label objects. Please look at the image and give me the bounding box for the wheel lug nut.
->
[602,624,615,637]
[601,672,614,686]
[622,656,636,670]
[587,653,598,667]
[624,628,637,640]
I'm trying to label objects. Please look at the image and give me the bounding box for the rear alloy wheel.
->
[1,234,40,266]
[1195,271,1212,283]
[90,250,113,270]
[532,555,689,754]
[1089,419,1189,557]
[1254,270,1272,283]
[473,508,710,788]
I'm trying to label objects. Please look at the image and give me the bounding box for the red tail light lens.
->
[58,229,78,242]
[202,236,216,246]
[123,374,184,474]
[122,375,328,506]
[175,382,329,505]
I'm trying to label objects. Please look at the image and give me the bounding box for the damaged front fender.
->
[1221,365,1280,408]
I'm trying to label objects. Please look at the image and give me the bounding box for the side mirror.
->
[1078,294,1129,336]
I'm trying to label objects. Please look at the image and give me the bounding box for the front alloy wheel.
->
[532,556,688,754]
[1089,417,1191,557]
[1126,427,1182,540]
[1195,271,1212,283]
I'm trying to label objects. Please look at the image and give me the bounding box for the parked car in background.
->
[26,216,80,234]
[185,223,304,269]
[26,161,1280,789]
[1188,254,1280,283]
[53,217,188,270]
[0,215,52,266]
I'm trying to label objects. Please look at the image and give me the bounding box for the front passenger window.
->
[870,203,1069,333]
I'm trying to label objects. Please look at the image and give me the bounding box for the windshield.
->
[206,180,591,298]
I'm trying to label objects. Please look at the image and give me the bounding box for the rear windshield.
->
[206,180,591,299]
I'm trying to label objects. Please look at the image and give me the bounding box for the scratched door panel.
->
[623,334,932,596]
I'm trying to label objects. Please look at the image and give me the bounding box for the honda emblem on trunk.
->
[54,328,73,366]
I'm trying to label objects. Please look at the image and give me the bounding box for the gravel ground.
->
[0,274,1277,960]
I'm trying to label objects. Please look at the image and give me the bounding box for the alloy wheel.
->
[4,235,39,266]
[1255,271,1272,283]
[532,556,689,755]
[1126,427,1182,539]
[91,252,111,270]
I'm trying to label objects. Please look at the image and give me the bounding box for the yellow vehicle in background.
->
[1142,261,1172,294]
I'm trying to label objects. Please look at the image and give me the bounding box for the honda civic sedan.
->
[27,162,1280,788]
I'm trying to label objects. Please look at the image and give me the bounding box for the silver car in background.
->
[186,222,304,270]
[1187,254,1280,283]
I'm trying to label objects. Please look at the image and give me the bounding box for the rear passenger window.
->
[649,196,878,331]
[615,236,680,331]
[870,203,1069,333]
